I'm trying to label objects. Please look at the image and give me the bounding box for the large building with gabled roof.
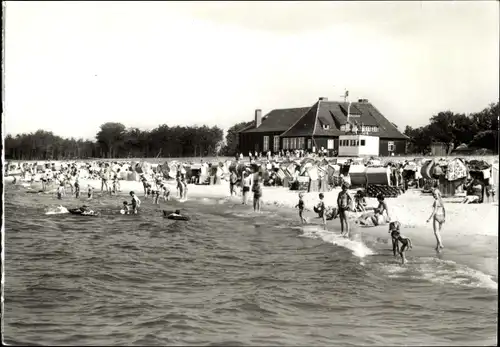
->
[238,97,408,156]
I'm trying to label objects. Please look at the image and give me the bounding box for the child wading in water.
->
[87,185,94,200]
[252,177,262,212]
[130,191,141,214]
[295,192,306,224]
[315,193,327,229]
[122,201,131,214]
[57,183,65,200]
[389,221,412,265]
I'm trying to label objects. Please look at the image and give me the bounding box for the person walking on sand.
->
[427,188,445,252]
[337,183,353,237]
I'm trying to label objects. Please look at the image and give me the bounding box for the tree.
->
[96,122,126,158]
[223,121,252,156]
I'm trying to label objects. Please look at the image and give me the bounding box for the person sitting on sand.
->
[389,221,412,265]
[130,191,141,214]
[427,188,445,252]
[337,183,353,237]
[354,190,367,212]
[358,193,391,227]
[295,192,306,224]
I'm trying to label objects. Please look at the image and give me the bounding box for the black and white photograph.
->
[2,1,498,346]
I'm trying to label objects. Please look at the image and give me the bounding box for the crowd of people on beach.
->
[9,155,458,266]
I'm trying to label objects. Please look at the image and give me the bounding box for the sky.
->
[3,1,499,140]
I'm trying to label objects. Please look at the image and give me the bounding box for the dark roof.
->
[280,100,408,139]
[241,107,309,133]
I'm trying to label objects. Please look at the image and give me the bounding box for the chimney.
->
[319,97,328,101]
[255,109,262,128]
[358,99,368,103]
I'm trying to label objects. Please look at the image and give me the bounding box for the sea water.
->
[3,184,498,346]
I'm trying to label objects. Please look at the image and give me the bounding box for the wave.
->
[299,225,375,258]
[380,257,497,291]
[45,205,69,215]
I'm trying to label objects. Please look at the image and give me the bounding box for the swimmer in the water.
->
[122,201,131,214]
[130,191,141,214]
[389,221,412,265]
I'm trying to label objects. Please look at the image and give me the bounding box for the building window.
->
[327,139,334,149]
[263,136,269,152]
[298,137,305,149]
[388,141,395,152]
[356,140,359,146]
[361,139,366,146]
[307,139,312,149]
[323,124,330,130]
[283,138,289,150]
[340,125,345,131]
[350,140,356,146]
[273,135,280,152]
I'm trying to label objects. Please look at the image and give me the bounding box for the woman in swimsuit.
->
[427,188,445,252]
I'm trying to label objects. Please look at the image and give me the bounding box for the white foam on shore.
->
[382,257,498,291]
[299,225,375,258]
[45,205,69,215]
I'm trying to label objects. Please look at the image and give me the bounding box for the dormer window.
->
[322,124,330,130]
[340,125,345,131]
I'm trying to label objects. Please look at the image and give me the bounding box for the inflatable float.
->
[68,208,100,217]
[163,209,190,221]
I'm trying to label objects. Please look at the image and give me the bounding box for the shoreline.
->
[8,175,498,238]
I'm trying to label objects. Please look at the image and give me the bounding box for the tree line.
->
[4,123,224,160]
[4,101,498,160]
[403,102,498,154]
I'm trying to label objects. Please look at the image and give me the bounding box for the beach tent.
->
[420,160,434,180]
[445,158,468,181]
[347,164,368,187]
[366,166,391,186]
[492,163,499,196]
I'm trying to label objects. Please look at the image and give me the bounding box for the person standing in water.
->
[252,177,263,212]
[337,183,353,237]
[130,191,141,214]
[295,192,306,224]
[427,188,445,252]
[242,171,252,205]
[74,178,80,198]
